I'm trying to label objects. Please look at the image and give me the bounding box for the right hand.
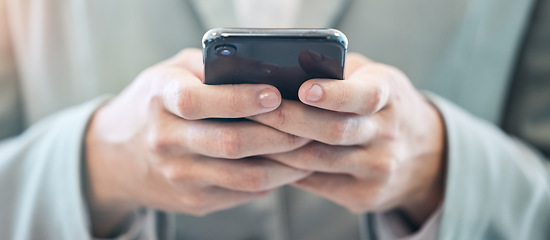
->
[85,49,311,237]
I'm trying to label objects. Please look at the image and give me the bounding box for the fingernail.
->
[308,51,323,62]
[258,89,280,108]
[306,84,323,102]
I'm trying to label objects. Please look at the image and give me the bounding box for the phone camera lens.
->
[215,45,237,56]
[219,49,232,56]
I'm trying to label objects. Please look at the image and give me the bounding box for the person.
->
[0,0,548,239]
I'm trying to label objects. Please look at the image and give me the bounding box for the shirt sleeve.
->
[425,92,550,240]
[372,92,550,240]
[0,0,24,140]
[0,96,109,239]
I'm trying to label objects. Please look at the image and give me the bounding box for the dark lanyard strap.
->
[366,213,379,240]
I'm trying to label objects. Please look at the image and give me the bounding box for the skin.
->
[252,53,446,225]
[85,49,445,237]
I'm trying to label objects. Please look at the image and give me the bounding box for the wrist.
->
[399,169,444,228]
[85,105,140,237]
[400,100,446,226]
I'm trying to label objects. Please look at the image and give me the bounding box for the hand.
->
[85,49,311,237]
[250,53,446,226]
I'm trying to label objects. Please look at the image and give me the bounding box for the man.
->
[0,0,548,240]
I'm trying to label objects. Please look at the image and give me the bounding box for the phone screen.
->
[203,29,347,100]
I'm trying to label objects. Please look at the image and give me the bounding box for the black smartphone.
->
[202,28,348,101]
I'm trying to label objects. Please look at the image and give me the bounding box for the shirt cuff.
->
[374,206,442,240]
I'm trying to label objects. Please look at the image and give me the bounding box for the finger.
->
[165,48,205,80]
[198,157,312,192]
[265,141,361,174]
[267,141,394,179]
[291,173,361,208]
[249,100,380,146]
[298,62,392,115]
[185,119,311,159]
[292,173,382,213]
[183,187,273,215]
[344,52,372,79]
[157,183,272,215]
[149,110,311,159]
[156,49,284,119]
[160,72,282,119]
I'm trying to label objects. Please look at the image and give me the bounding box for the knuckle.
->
[369,158,394,176]
[160,164,191,183]
[381,123,399,141]
[366,87,382,114]
[238,167,268,191]
[216,129,243,158]
[300,144,324,164]
[147,94,165,112]
[147,126,172,155]
[302,144,340,169]
[360,84,385,116]
[160,166,179,181]
[286,134,306,149]
[267,107,287,129]
[360,67,392,115]
[228,85,245,115]
[176,85,200,119]
[327,117,354,145]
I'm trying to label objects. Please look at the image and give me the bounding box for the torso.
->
[3,0,535,238]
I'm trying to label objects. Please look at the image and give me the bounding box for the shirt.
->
[102,1,441,239]
[2,0,548,240]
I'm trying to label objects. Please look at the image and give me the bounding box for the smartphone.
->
[202,28,348,101]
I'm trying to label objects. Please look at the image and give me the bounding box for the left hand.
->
[250,53,446,225]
